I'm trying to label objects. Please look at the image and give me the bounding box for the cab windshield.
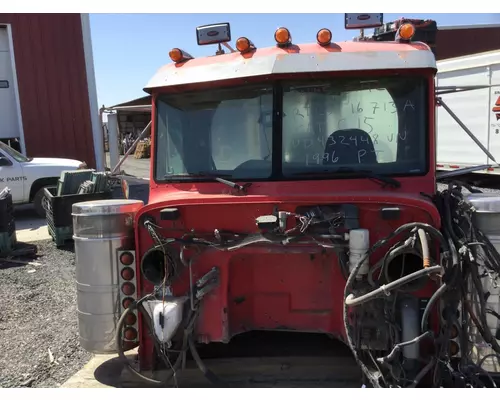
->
[154,76,427,182]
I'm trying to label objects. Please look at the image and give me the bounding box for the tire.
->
[33,187,48,218]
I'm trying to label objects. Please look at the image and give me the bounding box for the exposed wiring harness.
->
[434,182,500,387]
[342,182,500,388]
[125,218,236,387]
[134,210,347,386]
[343,222,448,388]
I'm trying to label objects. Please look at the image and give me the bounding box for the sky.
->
[89,13,500,108]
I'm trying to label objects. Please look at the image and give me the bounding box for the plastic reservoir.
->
[72,199,143,354]
[465,194,500,372]
[349,229,370,277]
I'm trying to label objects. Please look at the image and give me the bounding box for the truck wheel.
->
[33,187,48,218]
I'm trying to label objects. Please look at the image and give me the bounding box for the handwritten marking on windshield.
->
[305,149,384,166]
[404,100,415,111]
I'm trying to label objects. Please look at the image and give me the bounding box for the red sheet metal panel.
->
[436,26,500,60]
[0,13,96,167]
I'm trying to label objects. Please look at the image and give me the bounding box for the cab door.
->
[0,149,24,203]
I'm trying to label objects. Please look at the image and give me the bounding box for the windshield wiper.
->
[164,171,252,194]
[291,168,401,189]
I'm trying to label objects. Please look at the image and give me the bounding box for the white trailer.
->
[436,50,500,180]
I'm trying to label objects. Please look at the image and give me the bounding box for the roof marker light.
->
[317,28,332,46]
[396,23,416,42]
[275,27,292,47]
[236,37,256,53]
[169,48,194,63]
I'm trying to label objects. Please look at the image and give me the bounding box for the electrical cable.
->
[377,331,433,364]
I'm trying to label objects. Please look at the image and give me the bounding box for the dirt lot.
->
[0,156,149,388]
[0,238,91,388]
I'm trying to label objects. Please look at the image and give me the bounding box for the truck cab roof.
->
[144,40,437,93]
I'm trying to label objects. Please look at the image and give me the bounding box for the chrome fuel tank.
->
[72,199,143,354]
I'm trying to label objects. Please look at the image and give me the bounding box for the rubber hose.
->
[443,191,461,247]
[418,229,431,268]
[116,299,182,386]
[367,259,384,287]
[420,282,448,333]
[421,211,459,338]
[408,358,436,388]
[446,234,459,269]
[345,265,443,307]
[188,336,229,387]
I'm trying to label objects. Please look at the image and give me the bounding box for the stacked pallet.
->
[134,141,151,159]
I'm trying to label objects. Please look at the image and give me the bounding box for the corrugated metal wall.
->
[436,26,500,60]
[0,13,96,167]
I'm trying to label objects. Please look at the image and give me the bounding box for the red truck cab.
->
[129,16,441,381]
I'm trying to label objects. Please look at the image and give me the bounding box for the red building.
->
[0,13,103,169]
[436,24,500,60]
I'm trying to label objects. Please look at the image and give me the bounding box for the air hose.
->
[417,229,431,268]
[420,282,448,333]
[345,265,443,307]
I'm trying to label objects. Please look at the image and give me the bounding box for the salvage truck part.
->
[74,15,500,387]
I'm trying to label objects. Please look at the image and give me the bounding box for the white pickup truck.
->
[0,141,87,217]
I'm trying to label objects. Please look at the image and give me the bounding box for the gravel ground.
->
[0,240,92,388]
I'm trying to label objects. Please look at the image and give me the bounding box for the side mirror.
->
[0,156,12,166]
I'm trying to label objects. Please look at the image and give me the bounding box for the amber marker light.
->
[398,23,416,41]
[317,28,332,46]
[275,27,292,46]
